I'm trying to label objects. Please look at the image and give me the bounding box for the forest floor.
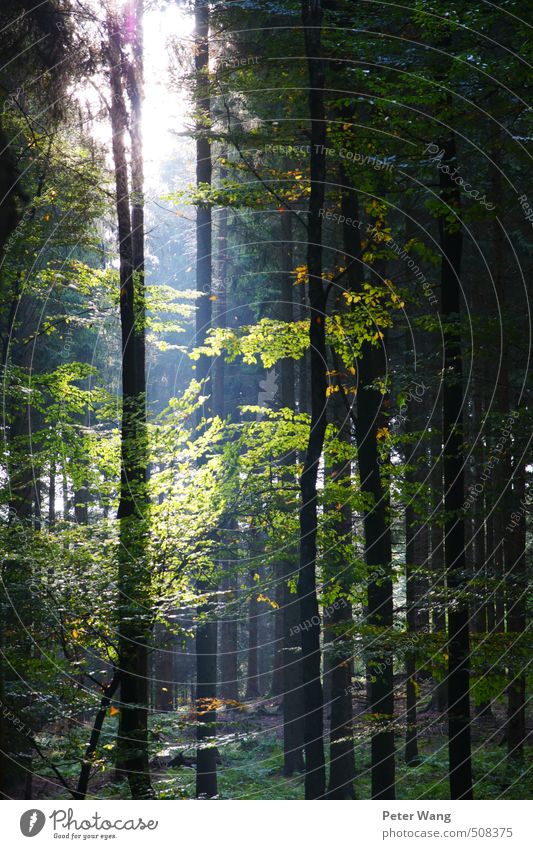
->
[32,689,532,800]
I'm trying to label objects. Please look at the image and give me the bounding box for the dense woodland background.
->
[0,0,531,801]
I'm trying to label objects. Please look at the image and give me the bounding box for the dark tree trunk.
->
[154,624,174,712]
[357,346,395,800]
[219,570,239,703]
[471,373,492,719]
[506,460,527,760]
[439,135,473,800]
[271,207,293,694]
[274,209,306,772]
[107,4,153,800]
[325,595,356,798]
[324,181,357,799]
[297,0,327,799]
[404,394,429,766]
[427,425,448,713]
[194,0,217,799]
[0,123,27,257]
[0,296,36,798]
[49,459,56,527]
[214,189,239,706]
[430,426,447,633]
[282,570,306,776]
[337,166,395,799]
[493,514,506,631]
[486,511,497,634]
[245,568,260,699]
[271,566,285,698]
[75,674,120,799]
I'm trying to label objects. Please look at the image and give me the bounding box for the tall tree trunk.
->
[324,178,357,798]
[214,191,239,705]
[471,368,492,719]
[107,4,153,800]
[428,424,447,713]
[219,578,238,703]
[271,572,285,697]
[154,624,174,712]
[245,567,260,699]
[439,135,473,800]
[49,458,56,527]
[219,566,239,703]
[0,296,36,797]
[404,393,429,765]
[357,345,395,800]
[324,401,356,798]
[194,0,217,798]
[297,0,327,799]
[506,460,527,760]
[274,208,306,773]
[338,165,396,799]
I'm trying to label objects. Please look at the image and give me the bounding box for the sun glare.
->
[143,4,194,183]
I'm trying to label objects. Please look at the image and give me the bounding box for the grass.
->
[99,735,531,800]
[36,707,532,800]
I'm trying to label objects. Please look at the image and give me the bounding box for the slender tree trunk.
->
[0,297,35,797]
[428,425,448,713]
[272,209,306,773]
[245,568,260,699]
[471,374,492,719]
[439,135,473,800]
[49,458,56,527]
[297,0,327,799]
[194,0,217,798]
[337,165,395,799]
[214,190,239,705]
[75,674,120,799]
[404,394,429,765]
[271,566,285,698]
[219,569,239,703]
[154,624,174,711]
[282,569,306,775]
[324,184,356,798]
[272,206,293,694]
[107,4,153,800]
[357,347,395,800]
[506,460,527,760]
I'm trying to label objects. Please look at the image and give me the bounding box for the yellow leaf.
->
[108,706,120,717]
[257,593,279,609]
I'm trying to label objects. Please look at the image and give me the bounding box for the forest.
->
[0,0,531,804]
